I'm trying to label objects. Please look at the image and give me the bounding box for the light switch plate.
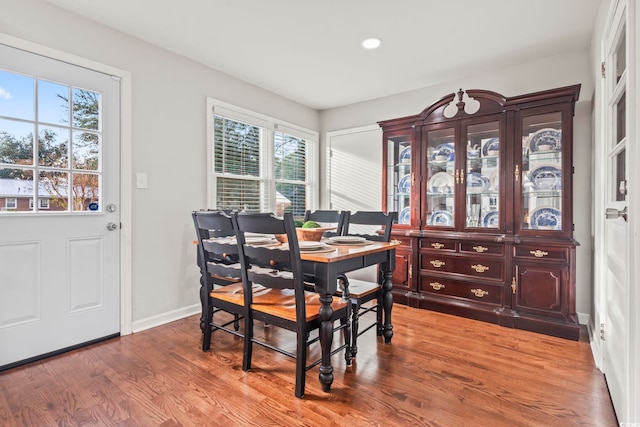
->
[136,172,148,189]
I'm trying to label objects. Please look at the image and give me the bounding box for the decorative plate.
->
[428,171,454,193]
[466,172,490,193]
[398,174,411,193]
[529,165,562,190]
[399,207,410,224]
[431,142,455,161]
[529,207,561,230]
[430,210,453,226]
[328,236,367,244]
[488,169,499,191]
[482,210,499,228]
[529,128,562,152]
[399,146,411,163]
[482,137,500,156]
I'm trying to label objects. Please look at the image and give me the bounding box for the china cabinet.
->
[380,85,581,339]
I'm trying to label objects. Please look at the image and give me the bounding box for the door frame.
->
[0,33,133,335]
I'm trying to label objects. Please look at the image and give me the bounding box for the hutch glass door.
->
[386,133,412,225]
[425,126,456,228]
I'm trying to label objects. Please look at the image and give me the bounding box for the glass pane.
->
[466,121,500,229]
[615,24,626,84]
[0,119,34,165]
[616,92,626,143]
[426,128,455,227]
[276,182,305,217]
[387,134,411,225]
[38,125,69,168]
[216,176,262,212]
[213,115,261,177]
[615,149,626,202]
[72,131,100,170]
[38,80,70,125]
[521,112,563,231]
[71,172,99,211]
[0,168,34,212]
[39,170,69,211]
[0,70,34,120]
[72,88,100,130]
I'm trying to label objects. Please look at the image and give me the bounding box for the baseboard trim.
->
[132,304,200,333]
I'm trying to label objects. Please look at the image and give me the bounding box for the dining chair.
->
[192,210,245,351]
[303,209,349,237]
[234,212,351,398]
[339,210,395,358]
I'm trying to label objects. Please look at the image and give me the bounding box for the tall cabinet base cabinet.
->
[380,85,581,340]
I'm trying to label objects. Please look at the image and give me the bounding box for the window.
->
[28,198,50,209]
[5,197,17,209]
[208,99,317,217]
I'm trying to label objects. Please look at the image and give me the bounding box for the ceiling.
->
[45,0,601,110]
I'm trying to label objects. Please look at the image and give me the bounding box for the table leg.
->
[318,292,334,392]
[381,267,394,344]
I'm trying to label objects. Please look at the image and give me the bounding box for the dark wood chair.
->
[303,209,349,237]
[192,210,244,351]
[234,212,351,398]
[339,211,395,358]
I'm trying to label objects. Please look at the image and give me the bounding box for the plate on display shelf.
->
[428,171,454,193]
[482,210,499,228]
[481,137,500,156]
[529,128,562,152]
[529,207,561,230]
[466,172,490,193]
[430,210,453,226]
[488,169,499,191]
[397,174,411,193]
[399,207,410,224]
[529,165,562,190]
[431,142,455,161]
[399,146,411,163]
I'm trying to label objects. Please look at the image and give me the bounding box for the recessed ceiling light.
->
[361,37,382,50]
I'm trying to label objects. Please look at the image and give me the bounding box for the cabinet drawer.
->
[460,242,504,256]
[513,246,568,262]
[421,254,504,280]
[420,238,456,252]
[419,275,503,305]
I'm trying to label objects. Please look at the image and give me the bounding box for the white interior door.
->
[601,0,631,420]
[0,44,120,368]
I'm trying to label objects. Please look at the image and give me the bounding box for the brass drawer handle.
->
[530,250,549,258]
[429,282,445,291]
[471,264,489,273]
[431,242,445,249]
[430,259,445,268]
[472,245,488,253]
[471,288,489,298]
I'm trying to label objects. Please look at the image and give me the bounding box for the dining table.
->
[299,239,400,393]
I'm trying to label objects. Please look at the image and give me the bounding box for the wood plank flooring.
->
[0,305,617,426]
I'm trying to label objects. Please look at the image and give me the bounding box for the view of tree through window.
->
[0,70,101,212]
[212,112,311,216]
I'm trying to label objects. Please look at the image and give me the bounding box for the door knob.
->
[605,206,628,222]
[106,222,119,231]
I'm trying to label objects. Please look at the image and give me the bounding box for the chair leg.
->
[376,294,383,336]
[295,331,307,398]
[341,315,352,365]
[202,297,213,352]
[234,314,240,331]
[350,300,360,358]
[242,317,253,372]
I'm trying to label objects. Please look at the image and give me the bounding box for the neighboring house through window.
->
[207,99,318,217]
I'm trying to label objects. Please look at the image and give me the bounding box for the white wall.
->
[320,50,595,319]
[0,0,318,327]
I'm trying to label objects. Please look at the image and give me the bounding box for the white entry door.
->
[600,0,631,421]
[0,44,121,368]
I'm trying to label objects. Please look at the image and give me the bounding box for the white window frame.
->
[5,197,17,209]
[206,98,319,214]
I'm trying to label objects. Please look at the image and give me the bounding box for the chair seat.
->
[337,278,381,299]
[212,285,348,322]
[251,289,348,322]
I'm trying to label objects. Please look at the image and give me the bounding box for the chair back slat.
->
[243,245,293,273]
[192,211,241,285]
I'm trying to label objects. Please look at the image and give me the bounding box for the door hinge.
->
[601,61,606,78]
[600,323,605,340]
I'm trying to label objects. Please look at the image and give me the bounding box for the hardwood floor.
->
[0,305,617,426]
